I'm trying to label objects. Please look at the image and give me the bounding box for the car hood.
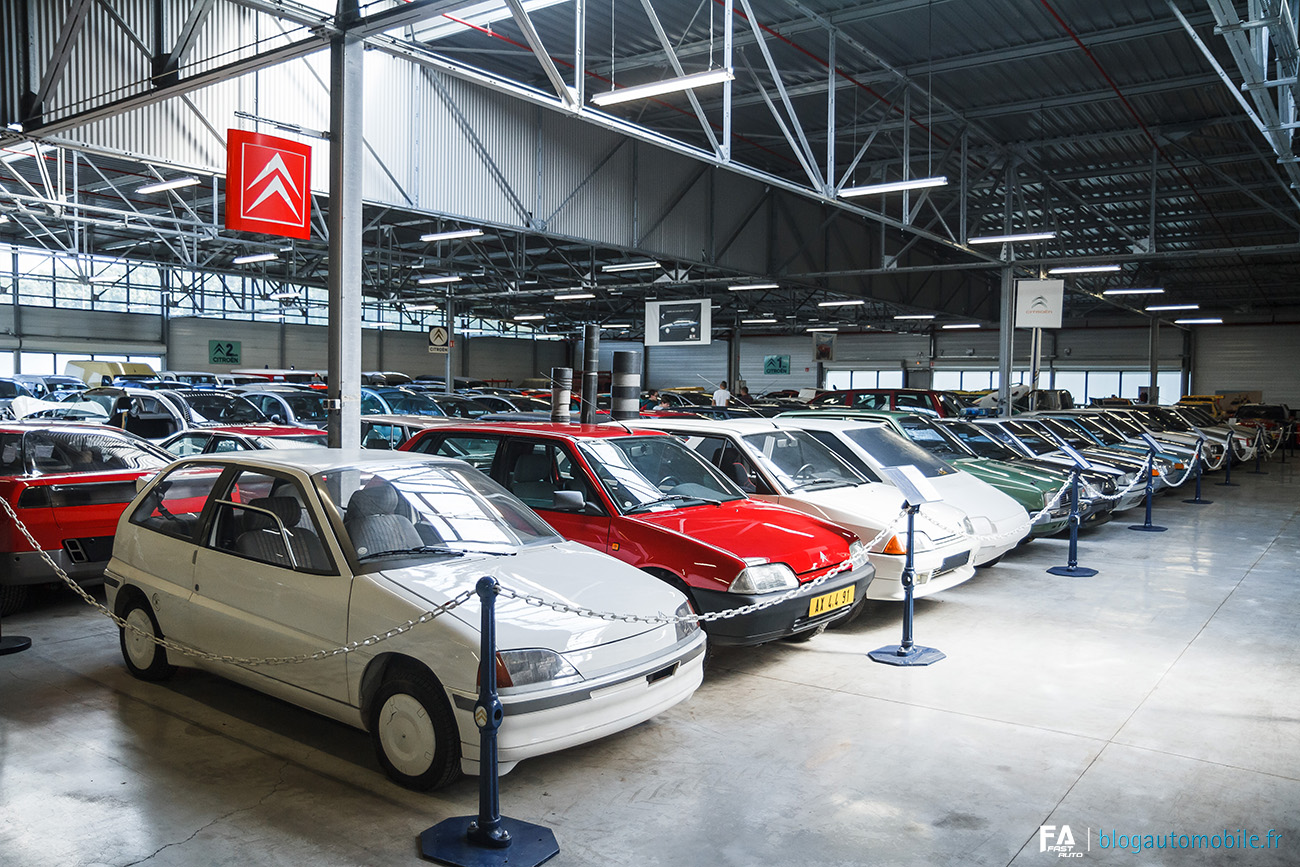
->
[787,483,973,548]
[630,498,856,576]
[920,470,1032,526]
[383,540,688,653]
[951,458,1054,493]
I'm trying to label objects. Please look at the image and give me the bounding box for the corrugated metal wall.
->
[1193,324,1300,405]
[462,336,565,386]
[737,335,819,393]
[644,340,729,389]
[7,305,164,354]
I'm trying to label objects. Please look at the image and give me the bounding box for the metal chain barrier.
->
[1085,455,1154,504]
[0,494,475,666]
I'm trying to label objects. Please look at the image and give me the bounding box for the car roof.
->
[764,416,890,432]
[362,414,460,427]
[629,417,799,435]
[167,447,467,474]
[419,421,665,440]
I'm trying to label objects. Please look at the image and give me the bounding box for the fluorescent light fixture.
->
[1102,287,1164,296]
[729,282,780,291]
[806,327,838,332]
[1145,303,1200,312]
[554,292,595,300]
[967,231,1056,245]
[818,299,865,307]
[840,176,948,197]
[1174,318,1223,325]
[591,67,735,107]
[894,314,935,320]
[514,313,545,321]
[137,177,200,194]
[420,228,484,243]
[603,323,631,329]
[267,291,302,301]
[742,318,778,324]
[232,252,278,265]
[417,275,462,285]
[941,323,981,330]
[602,260,661,273]
[405,303,444,312]
[1047,264,1121,274]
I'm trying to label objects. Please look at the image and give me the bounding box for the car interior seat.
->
[235,496,328,570]
[509,452,557,507]
[344,483,429,555]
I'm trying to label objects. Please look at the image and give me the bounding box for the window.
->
[166,434,211,456]
[130,465,224,540]
[412,433,501,470]
[209,470,332,573]
[672,433,773,494]
[499,440,601,511]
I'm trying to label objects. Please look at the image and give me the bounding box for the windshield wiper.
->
[795,478,852,491]
[626,494,722,513]
[358,545,466,561]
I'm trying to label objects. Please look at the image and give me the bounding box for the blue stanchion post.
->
[1183,441,1212,505]
[1129,451,1167,532]
[1047,468,1098,577]
[1217,434,1239,486]
[1249,426,1268,475]
[869,504,945,666]
[421,577,559,867]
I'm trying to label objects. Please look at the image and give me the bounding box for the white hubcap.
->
[124,608,157,668]
[378,693,436,777]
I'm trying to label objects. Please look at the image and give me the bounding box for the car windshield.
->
[1144,407,1193,432]
[839,425,956,478]
[382,391,447,416]
[579,436,744,513]
[317,462,560,561]
[1030,418,1094,448]
[1067,416,1124,445]
[740,429,863,491]
[1178,407,1219,426]
[1002,422,1061,456]
[182,393,267,424]
[1098,413,1144,437]
[3,429,170,476]
[942,421,1023,459]
[894,416,975,460]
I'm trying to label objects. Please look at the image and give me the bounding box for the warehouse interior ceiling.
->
[3,0,1300,340]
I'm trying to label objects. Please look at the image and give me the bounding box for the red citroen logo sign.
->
[225,129,312,239]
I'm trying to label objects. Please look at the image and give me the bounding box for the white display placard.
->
[881,465,944,505]
[1015,279,1064,329]
[644,299,711,346]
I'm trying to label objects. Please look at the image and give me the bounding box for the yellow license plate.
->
[808,586,855,618]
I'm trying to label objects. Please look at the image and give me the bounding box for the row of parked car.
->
[0,377,1285,793]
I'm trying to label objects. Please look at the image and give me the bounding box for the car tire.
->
[370,667,461,791]
[0,584,29,618]
[119,596,176,682]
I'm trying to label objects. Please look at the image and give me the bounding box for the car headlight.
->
[729,562,798,594]
[493,649,579,687]
[849,540,869,570]
[962,517,976,536]
[674,600,699,642]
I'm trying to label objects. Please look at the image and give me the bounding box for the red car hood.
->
[629,498,856,577]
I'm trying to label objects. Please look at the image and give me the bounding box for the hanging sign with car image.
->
[644,299,711,346]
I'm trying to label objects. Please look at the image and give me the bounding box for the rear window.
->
[22,430,170,475]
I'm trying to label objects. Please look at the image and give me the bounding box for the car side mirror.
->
[552,490,584,512]
[271,413,283,424]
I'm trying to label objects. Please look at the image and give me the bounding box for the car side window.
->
[411,433,501,471]
[362,423,405,450]
[674,433,771,495]
[500,439,602,513]
[211,437,244,453]
[207,470,332,573]
[360,392,386,415]
[167,434,209,456]
[851,393,888,410]
[130,465,225,540]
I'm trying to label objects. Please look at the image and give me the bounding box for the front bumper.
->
[453,633,707,776]
[689,563,874,646]
[867,547,976,601]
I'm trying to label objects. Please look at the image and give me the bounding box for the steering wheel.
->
[793,462,817,480]
[657,475,681,490]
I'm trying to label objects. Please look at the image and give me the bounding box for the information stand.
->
[868,466,946,667]
[1044,438,1099,577]
[1129,433,1167,532]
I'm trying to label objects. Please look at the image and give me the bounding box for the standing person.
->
[736,385,753,404]
[712,380,732,407]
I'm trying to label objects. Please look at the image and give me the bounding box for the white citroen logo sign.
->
[244,153,302,219]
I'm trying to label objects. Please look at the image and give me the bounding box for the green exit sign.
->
[209,340,241,365]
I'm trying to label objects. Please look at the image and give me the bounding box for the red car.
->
[808,388,966,418]
[399,422,874,645]
[1,423,172,615]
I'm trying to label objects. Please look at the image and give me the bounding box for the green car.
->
[776,408,1097,537]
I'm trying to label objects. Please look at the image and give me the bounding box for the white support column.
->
[1148,317,1160,404]
[327,5,363,448]
[998,266,1014,418]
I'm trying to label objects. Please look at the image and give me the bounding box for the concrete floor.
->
[2,459,1297,867]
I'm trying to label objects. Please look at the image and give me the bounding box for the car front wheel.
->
[370,667,461,791]
[119,596,176,682]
